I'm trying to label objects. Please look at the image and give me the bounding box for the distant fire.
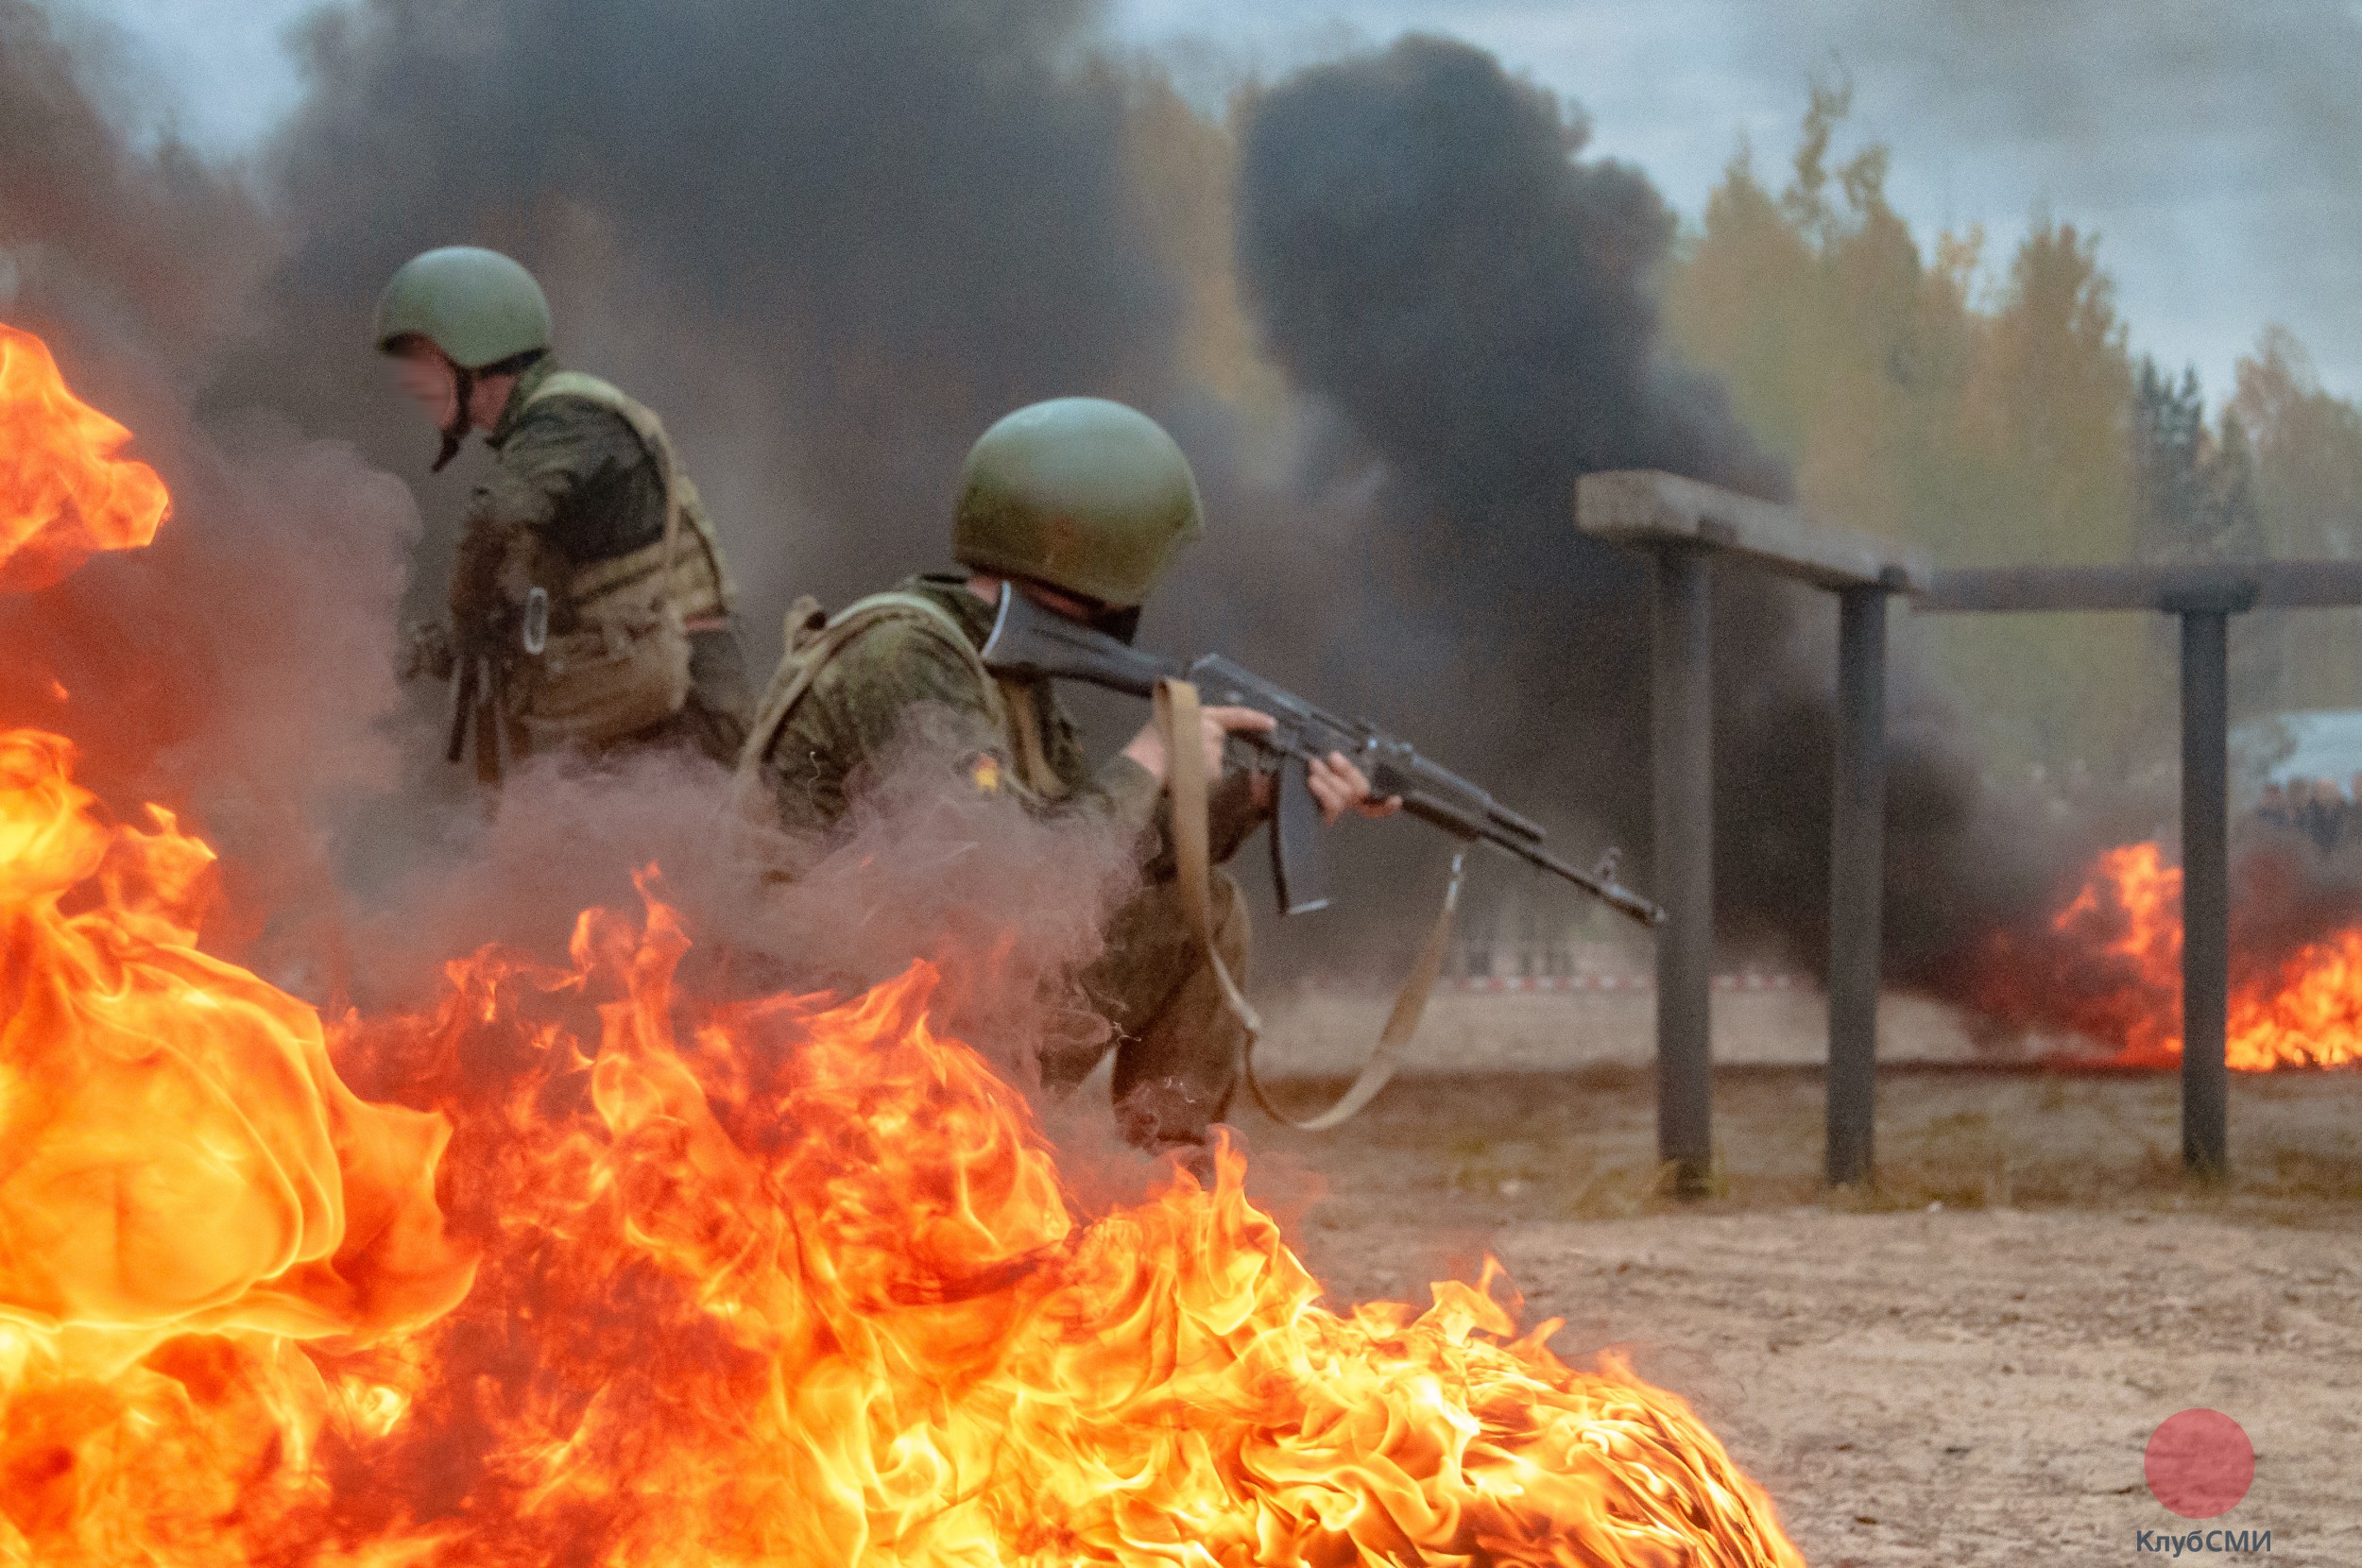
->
[0,324,1807,1563]
[1972,841,2362,1069]
[0,322,169,591]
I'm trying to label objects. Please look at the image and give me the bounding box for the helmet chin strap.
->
[431,365,476,472]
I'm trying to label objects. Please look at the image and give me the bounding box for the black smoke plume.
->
[1229,36,2040,980]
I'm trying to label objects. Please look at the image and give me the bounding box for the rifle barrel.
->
[1511,838,1667,927]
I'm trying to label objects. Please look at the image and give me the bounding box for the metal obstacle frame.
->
[1579,470,2362,1187]
[1577,472,1928,1194]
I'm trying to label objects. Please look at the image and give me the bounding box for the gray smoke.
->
[0,0,267,381]
[0,0,425,975]
[206,0,1187,651]
[338,732,1138,1091]
[7,0,2059,996]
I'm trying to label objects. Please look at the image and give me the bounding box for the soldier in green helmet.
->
[377,246,752,773]
[739,397,1392,1158]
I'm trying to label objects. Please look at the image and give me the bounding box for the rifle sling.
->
[1154,678,1464,1133]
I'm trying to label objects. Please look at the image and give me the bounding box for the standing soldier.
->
[737,397,1391,1159]
[378,246,751,775]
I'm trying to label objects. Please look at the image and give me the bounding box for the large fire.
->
[0,327,1806,1565]
[0,323,169,591]
[0,731,1803,1565]
[1973,841,2362,1069]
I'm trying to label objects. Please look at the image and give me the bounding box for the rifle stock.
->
[979,588,1177,693]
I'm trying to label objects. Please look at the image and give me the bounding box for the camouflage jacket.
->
[450,356,732,634]
[750,572,1265,866]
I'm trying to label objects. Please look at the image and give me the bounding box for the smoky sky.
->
[70,0,2362,397]
[8,0,2069,993]
[1,0,430,983]
[0,0,265,379]
[1237,36,1785,510]
[1110,0,2362,402]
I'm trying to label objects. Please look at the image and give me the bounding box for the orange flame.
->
[1973,840,2362,1069]
[0,323,170,592]
[0,730,1806,1565]
[2228,929,2362,1069]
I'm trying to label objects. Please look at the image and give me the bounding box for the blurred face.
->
[388,340,460,430]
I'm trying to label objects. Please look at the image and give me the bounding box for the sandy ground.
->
[1211,995,2362,1565]
[1253,985,2039,1075]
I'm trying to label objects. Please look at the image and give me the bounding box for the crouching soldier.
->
[377,246,752,775]
[737,397,1389,1158]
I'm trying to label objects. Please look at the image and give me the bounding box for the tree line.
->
[1664,82,2362,784]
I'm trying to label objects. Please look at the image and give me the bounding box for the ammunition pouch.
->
[514,596,693,752]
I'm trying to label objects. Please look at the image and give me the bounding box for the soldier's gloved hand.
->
[399,620,455,682]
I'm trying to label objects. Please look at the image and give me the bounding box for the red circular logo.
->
[2145,1409,2255,1519]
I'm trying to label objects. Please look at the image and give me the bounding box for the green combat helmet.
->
[374,247,554,469]
[373,247,552,367]
[954,398,1203,610]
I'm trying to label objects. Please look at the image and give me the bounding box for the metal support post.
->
[1652,548,1714,1196]
[2178,608,2231,1179]
[1826,587,1888,1185]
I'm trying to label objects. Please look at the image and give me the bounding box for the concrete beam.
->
[1920,560,2362,614]
[1577,470,1933,593]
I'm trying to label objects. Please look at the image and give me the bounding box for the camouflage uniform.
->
[750,571,1266,1152]
[451,355,753,764]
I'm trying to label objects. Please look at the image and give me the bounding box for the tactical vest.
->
[736,590,1069,817]
[512,371,737,749]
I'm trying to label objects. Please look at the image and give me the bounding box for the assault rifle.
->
[402,597,540,787]
[979,586,1665,928]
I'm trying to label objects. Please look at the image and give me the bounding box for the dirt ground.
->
[1252,984,2050,1075]
[1221,997,2362,1566]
